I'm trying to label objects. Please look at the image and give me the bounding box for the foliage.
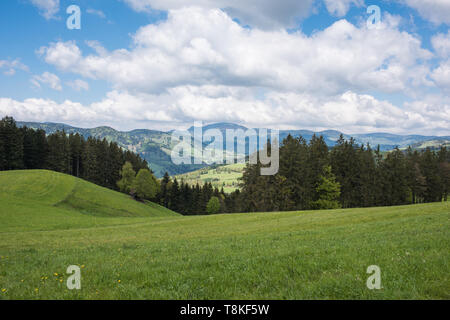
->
[0,116,149,192]
[310,165,341,209]
[236,134,450,213]
[132,169,159,200]
[117,162,136,194]
[206,196,221,214]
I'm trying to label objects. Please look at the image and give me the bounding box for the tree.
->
[310,165,342,209]
[132,169,159,200]
[117,162,136,194]
[169,178,181,211]
[206,196,221,215]
[0,116,23,170]
[159,172,171,208]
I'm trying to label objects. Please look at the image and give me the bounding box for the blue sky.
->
[0,0,449,135]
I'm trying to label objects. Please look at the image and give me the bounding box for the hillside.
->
[0,191,448,299]
[175,163,245,193]
[17,121,450,177]
[0,170,179,232]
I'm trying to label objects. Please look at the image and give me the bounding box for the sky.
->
[0,0,449,135]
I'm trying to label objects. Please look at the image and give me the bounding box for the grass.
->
[0,170,449,300]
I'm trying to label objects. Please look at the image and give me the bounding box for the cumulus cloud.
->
[0,97,96,127]
[430,32,450,93]
[0,59,28,76]
[13,6,447,135]
[323,0,364,17]
[432,31,450,58]
[1,88,449,135]
[67,79,89,91]
[30,0,59,20]
[122,0,315,30]
[431,60,450,93]
[31,72,62,91]
[402,0,450,25]
[38,7,432,97]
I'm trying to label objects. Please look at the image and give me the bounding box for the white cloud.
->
[402,0,450,25]
[67,79,89,91]
[38,7,433,97]
[431,60,450,93]
[432,31,450,58]
[38,41,82,69]
[19,6,448,135]
[30,0,59,20]
[122,0,315,30]
[0,97,96,127]
[323,0,364,17]
[86,8,106,19]
[31,72,62,91]
[0,59,28,76]
[431,32,450,93]
[0,88,448,135]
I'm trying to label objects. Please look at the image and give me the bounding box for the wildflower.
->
[1,288,6,293]
[118,280,121,283]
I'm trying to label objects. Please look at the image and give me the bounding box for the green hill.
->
[0,172,448,299]
[0,170,178,232]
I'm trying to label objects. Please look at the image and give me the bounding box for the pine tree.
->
[0,116,24,170]
[169,178,181,212]
[311,165,342,209]
[159,172,171,208]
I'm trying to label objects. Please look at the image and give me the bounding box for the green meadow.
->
[0,170,448,300]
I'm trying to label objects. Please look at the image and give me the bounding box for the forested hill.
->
[17,121,204,177]
[17,121,450,177]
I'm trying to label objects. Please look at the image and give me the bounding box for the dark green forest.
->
[157,134,449,214]
[0,116,149,191]
[1,116,449,215]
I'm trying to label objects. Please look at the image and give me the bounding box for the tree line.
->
[0,116,149,190]
[153,134,449,215]
[235,134,450,212]
[2,116,449,215]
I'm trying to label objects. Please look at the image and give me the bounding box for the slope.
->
[0,170,179,232]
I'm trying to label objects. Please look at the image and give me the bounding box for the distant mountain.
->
[17,121,204,177]
[17,121,450,177]
[188,122,248,134]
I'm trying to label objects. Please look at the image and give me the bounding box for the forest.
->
[1,116,449,215]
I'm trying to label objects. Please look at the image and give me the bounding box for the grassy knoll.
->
[0,170,448,299]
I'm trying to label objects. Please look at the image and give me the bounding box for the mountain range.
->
[17,121,450,177]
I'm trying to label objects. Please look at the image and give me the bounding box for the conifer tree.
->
[311,165,342,209]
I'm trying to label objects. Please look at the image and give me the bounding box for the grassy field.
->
[175,163,245,193]
[0,170,449,300]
